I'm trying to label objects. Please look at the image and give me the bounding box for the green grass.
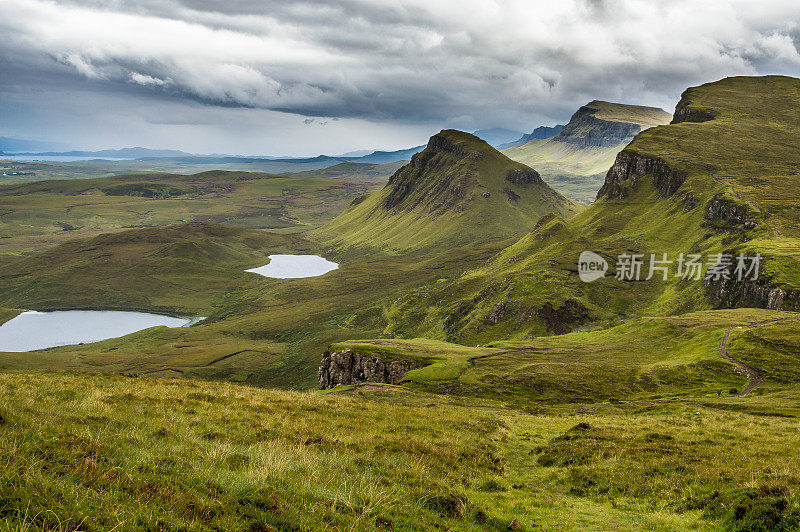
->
[3,372,800,530]
[333,309,800,405]
[0,222,316,315]
[0,221,509,387]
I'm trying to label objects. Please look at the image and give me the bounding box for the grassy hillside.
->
[385,76,800,344]
[337,309,800,405]
[503,101,671,203]
[4,371,800,530]
[315,130,580,253]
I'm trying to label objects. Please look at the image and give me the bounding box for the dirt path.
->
[718,327,765,396]
[718,316,800,396]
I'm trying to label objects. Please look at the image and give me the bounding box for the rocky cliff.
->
[597,150,687,199]
[317,348,426,390]
[705,271,800,312]
[553,101,671,148]
[554,105,642,148]
[671,90,717,124]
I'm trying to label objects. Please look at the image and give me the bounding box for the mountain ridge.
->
[313,129,580,252]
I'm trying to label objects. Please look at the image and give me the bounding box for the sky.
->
[2,0,800,156]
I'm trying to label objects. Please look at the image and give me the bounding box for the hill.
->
[379,76,800,344]
[503,101,671,202]
[314,130,581,252]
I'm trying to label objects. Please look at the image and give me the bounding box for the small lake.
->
[246,254,339,279]
[0,310,197,352]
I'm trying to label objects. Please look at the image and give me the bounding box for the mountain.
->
[472,128,526,147]
[0,137,67,153]
[379,76,800,344]
[503,101,671,203]
[336,149,373,157]
[497,124,564,149]
[313,130,580,252]
[352,145,425,163]
[13,147,194,159]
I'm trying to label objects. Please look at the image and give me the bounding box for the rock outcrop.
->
[704,193,758,230]
[671,90,717,124]
[597,150,687,199]
[317,348,425,390]
[505,168,542,185]
[705,276,800,312]
[551,101,669,148]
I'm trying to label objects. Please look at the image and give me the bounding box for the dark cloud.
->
[1,0,799,153]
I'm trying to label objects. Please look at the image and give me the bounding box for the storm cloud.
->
[1,0,800,153]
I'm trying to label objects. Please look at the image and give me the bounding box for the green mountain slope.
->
[380,76,800,344]
[503,101,671,203]
[313,130,581,252]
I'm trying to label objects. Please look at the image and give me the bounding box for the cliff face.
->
[705,273,800,312]
[554,105,642,148]
[317,348,425,390]
[671,90,717,124]
[704,193,758,230]
[597,150,687,199]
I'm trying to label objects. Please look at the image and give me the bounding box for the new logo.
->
[578,251,608,283]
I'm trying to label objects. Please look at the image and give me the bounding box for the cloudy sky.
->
[2,0,800,156]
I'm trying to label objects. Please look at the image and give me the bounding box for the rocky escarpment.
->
[485,299,591,335]
[553,105,643,148]
[505,168,542,185]
[704,193,758,231]
[705,272,800,312]
[597,150,687,199]
[671,90,717,124]
[317,348,426,390]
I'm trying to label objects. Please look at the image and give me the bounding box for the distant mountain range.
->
[497,125,565,149]
[471,128,525,147]
[8,147,195,159]
[3,145,427,166]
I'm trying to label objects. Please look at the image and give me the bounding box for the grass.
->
[0,222,317,315]
[0,222,509,387]
[334,309,800,406]
[3,372,800,530]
